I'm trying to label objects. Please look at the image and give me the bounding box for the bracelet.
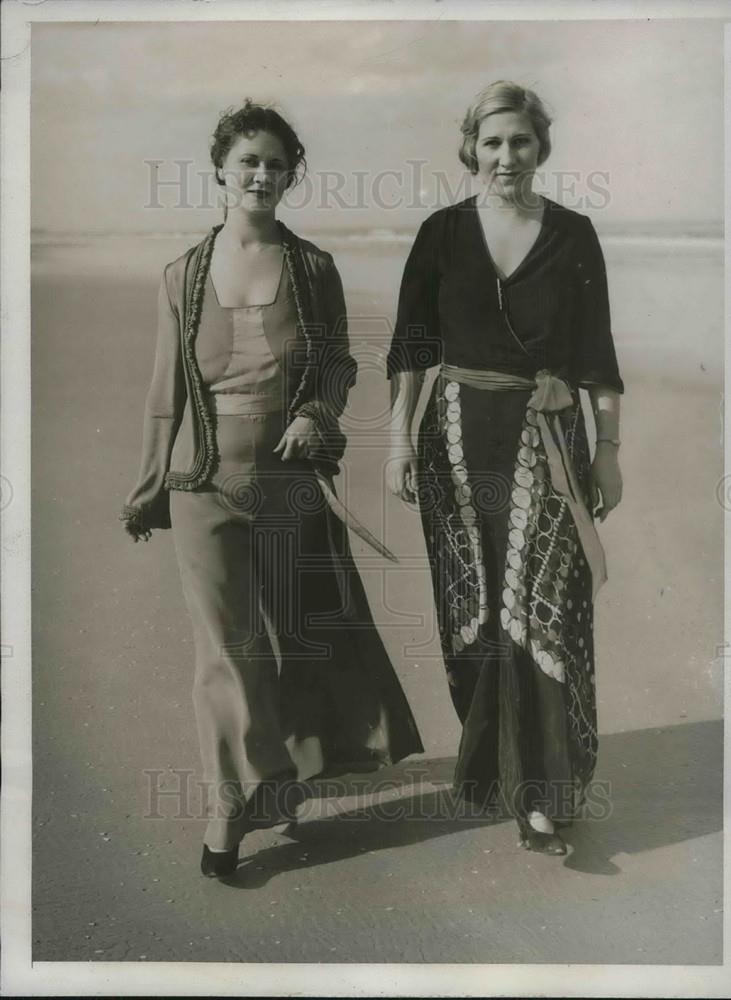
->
[596,437,621,447]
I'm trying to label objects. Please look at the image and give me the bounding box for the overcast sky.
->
[31,18,725,234]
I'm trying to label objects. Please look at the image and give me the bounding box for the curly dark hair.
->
[210,99,306,189]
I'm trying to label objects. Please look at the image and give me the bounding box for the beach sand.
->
[29,235,723,963]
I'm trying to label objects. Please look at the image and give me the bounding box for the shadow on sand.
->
[222,718,722,887]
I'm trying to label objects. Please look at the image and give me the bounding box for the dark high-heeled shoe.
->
[200,843,239,878]
[517,821,567,856]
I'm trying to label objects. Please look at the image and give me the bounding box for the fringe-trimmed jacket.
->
[121,223,356,534]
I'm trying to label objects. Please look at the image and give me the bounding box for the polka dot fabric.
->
[499,398,598,790]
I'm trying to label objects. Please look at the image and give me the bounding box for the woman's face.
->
[475,111,541,201]
[218,130,291,213]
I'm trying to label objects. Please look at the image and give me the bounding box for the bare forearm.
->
[389,370,425,452]
[587,385,623,519]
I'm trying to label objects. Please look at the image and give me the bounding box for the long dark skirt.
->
[418,374,598,824]
[171,409,423,850]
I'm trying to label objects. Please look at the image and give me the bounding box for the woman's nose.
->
[498,145,515,166]
[253,162,268,184]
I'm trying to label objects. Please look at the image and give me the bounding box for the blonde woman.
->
[387,82,623,855]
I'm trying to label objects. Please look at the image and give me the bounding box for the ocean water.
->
[30,230,724,383]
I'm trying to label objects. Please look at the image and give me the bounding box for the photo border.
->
[2,0,729,995]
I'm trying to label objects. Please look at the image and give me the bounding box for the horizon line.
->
[30,220,725,239]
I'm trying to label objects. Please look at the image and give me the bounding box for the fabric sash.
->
[440,364,607,598]
[211,391,284,416]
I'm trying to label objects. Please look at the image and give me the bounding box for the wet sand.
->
[30,236,723,964]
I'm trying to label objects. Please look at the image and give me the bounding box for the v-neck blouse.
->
[475,201,547,282]
[386,196,624,393]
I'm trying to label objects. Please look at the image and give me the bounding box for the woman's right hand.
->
[386,447,419,505]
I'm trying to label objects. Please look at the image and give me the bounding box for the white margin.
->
[1,0,33,993]
[2,0,730,996]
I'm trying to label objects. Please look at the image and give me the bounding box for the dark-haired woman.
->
[122,102,422,877]
[387,82,623,856]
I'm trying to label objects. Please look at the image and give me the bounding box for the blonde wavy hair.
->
[459,81,552,174]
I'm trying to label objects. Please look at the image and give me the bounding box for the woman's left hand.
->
[274,415,317,461]
[124,523,152,543]
[590,443,623,522]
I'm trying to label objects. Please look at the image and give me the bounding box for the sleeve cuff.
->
[578,373,625,394]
